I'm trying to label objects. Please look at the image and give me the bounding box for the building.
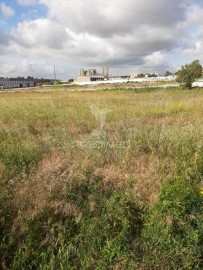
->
[0,77,35,89]
[109,75,130,80]
[0,77,56,89]
[130,72,139,79]
[103,67,109,79]
[34,78,55,86]
[77,67,109,82]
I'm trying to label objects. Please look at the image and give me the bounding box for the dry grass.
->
[1,88,203,206]
[1,87,203,269]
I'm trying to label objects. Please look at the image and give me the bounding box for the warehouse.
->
[0,78,35,89]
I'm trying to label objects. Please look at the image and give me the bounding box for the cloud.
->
[17,0,37,6]
[143,51,168,72]
[1,0,203,78]
[40,0,186,37]
[8,0,186,65]
[0,59,66,78]
[0,2,15,17]
[11,19,68,49]
[0,29,10,46]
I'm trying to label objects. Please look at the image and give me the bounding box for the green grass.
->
[0,88,203,269]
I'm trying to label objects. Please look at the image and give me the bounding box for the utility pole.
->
[54,65,56,81]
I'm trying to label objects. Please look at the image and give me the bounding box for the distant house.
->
[130,73,139,79]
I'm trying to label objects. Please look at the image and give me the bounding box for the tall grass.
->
[0,88,203,269]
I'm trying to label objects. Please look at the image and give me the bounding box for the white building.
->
[75,75,177,85]
[77,67,109,82]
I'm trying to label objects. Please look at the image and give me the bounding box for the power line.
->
[76,0,203,27]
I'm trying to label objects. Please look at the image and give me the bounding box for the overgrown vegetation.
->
[0,88,203,269]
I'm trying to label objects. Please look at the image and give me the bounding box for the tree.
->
[148,73,158,77]
[68,79,74,83]
[55,80,62,85]
[164,71,173,76]
[177,60,202,88]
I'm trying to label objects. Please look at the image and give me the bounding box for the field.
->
[0,87,203,269]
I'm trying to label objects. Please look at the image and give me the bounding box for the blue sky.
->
[0,0,203,79]
[0,0,47,30]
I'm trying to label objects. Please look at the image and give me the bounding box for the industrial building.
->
[0,78,35,89]
[0,77,56,90]
[34,79,55,86]
[77,67,109,82]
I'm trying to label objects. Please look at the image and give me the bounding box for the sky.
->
[1,0,203,79]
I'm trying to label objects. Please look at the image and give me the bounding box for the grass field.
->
[0,87,203,269]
